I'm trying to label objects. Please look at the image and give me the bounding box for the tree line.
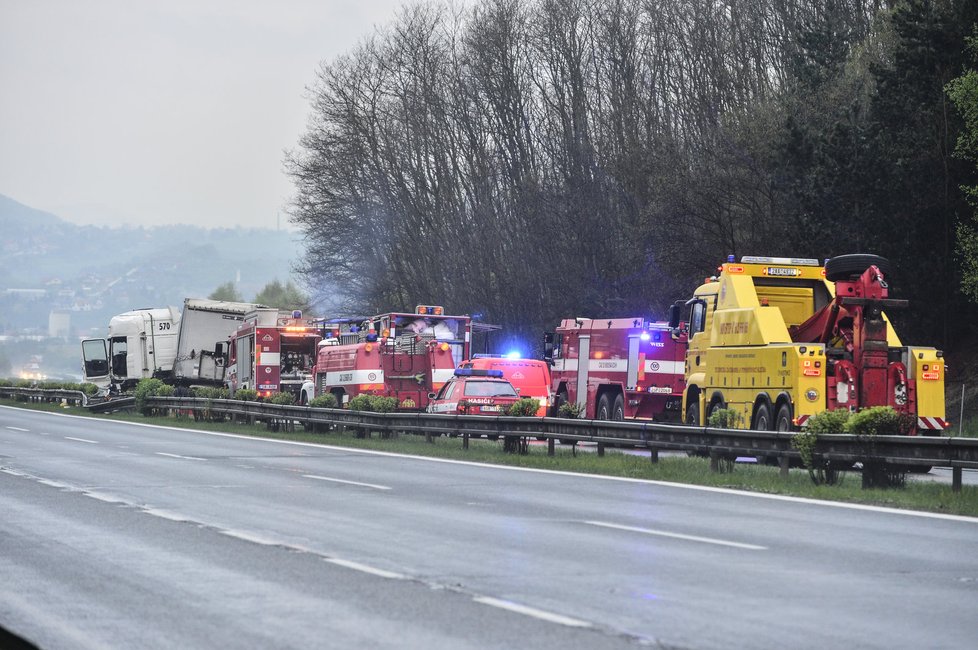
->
[287,0,978,355]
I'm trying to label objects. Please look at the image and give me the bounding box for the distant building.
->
[49,310,71,338]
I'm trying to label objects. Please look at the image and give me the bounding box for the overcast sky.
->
[0,0,407,229]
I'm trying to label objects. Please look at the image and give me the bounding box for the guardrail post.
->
[463,431,469,450]
[953,466,963,492]
[548,437,555,456]
[649,448,659,464]
[597,442,605,457]
[778,456,790,479]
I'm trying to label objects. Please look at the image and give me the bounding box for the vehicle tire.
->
[596,393,611,420]
[824,254,891,282]
[685,399,707,456]
[611,394,624,421]
[553,388,569,418]
[774,403,793,432]
[557,389,578,445]
[752,401,773,431]
[706,399,724,425]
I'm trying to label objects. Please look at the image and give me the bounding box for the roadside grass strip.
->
[3,400,978,518]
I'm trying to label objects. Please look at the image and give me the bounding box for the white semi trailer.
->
[82,298,264,393]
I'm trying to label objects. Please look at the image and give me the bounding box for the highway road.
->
[2,405,977,649]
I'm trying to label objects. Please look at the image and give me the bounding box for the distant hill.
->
[0,193,308,333]
[0,194,64,228]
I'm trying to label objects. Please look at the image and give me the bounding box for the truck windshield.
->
[463,380,518,398]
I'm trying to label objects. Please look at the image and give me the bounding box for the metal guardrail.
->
[0,386,91,406]
[3,388,976,491]
[140,396,978,491]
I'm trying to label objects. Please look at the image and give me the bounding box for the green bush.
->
[708,407,743,429]
[267,392,296,405]
[347,394,399,412]
[233,388,260,402]
[309,394,339,409]
[79,382,100,397]
[557,400,584,418]
[844,406,904,437]
[347,394,372,411]
[192,386,229,400]
[507,398,541,417]
[804,408,851,434]
[134,378,169,414]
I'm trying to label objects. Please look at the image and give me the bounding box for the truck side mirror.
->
[668,304,681,329]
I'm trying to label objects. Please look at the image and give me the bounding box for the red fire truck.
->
[226,308,322,399]
[544,316,687,421]
[299,305,472,410]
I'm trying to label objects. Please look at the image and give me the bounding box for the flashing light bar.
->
[454,368,504,378]
[740,256,820,266]
[416,305,444,315]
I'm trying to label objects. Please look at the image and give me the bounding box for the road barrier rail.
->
[3,387,976,490]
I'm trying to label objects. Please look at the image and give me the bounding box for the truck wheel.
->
[685,400,708,457]
[596,393,611,420]
[824,254,891,282]
[611,394,624,421]
[774,403,793,432]
[752,402,773,430]
[552,388,568,417]
[555,389,577,445]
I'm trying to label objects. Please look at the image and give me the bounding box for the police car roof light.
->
[454,368,504,378]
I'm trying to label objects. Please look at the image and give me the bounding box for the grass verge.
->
[3,398,978,517]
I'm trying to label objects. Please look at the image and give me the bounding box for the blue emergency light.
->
[454,368,504,378]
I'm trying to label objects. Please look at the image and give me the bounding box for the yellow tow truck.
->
[681,254,947,434]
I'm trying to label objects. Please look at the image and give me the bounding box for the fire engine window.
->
[463,380,518,398]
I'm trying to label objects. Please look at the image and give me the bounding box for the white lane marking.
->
[219,529,283,546]
[65,436,98,444]
[326,558,406,579]
[584,520,767,551]
[155,452,206,461]
[85,492,126,504]
[473,597,592,628]
[143,508,192,522]
[303,474,391,490]
[37,478,71,489]
[5,426,29,431]
[9,405,978,524]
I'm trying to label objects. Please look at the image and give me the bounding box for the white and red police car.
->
[426,368,521,415]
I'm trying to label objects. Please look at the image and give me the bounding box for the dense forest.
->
[287,0,978,363]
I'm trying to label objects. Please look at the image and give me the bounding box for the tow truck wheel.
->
[824,254,891,282]
[774,403,793,432]
[685,400,708,457]
[752,402,773,431]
